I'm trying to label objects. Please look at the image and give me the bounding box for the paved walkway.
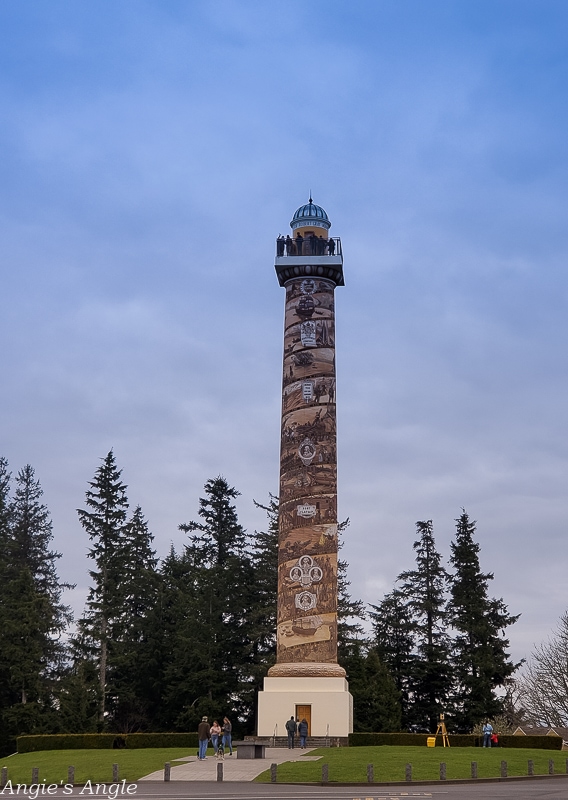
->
[139,747,319,782]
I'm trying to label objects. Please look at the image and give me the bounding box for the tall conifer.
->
[397,520,452,731]
[107,505,160,731]
[76,451,129,722]
[370,588,416,728]
[162,477,255,729]
[348,650,402,732]
[0,462,72,752]
[449,510,520,730]
[247,495,278,725]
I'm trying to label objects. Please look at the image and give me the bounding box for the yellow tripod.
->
[435,713,450,747]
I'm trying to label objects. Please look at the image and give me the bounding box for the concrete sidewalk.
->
[139,747,320,782]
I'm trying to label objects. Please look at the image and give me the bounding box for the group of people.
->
[482,721,499,747]
[197,715,233,760]
[276,234,336,257]
[285,715,309,749]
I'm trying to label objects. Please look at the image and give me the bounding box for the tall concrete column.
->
[257,200,352,738]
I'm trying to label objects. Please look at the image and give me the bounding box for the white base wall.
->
[257,676,353,737]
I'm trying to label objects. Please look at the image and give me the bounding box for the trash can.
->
[427,737,436,747]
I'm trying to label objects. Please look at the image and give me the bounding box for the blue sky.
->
[2,0,568,665]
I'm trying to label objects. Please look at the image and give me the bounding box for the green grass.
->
[0,748,195,784]
[255,745,568,783]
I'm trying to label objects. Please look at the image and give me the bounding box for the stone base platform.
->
[257,675,353,738]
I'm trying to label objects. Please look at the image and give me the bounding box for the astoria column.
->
[258,200,352,738]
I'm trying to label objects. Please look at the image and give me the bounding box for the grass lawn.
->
[255,746,568,783]
[0,748,196,784]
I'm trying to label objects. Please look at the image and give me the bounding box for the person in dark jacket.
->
[197,716,210,760]
[298,718,308,749]
[222,716,233,755]
[285,715,297,749]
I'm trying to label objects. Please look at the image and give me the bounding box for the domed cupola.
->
[290,197,331,234]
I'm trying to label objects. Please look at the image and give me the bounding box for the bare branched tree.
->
[517,611,568,727]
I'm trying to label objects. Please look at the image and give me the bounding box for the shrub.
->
[17,733,199,754]
[498,734,562,750]
[349,733,479,747]
[348,732,562,750]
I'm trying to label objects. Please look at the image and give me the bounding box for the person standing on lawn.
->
[222,716,233,755]
[197,716,211,760]
[482,721,493,747]
[298,718,308,749]
[210,720,222,755]
[285,715,297,749]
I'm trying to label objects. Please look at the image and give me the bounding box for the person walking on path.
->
[482,721,493,747]
[298,718,308,749]
[210,720,221,755]
[222,716,233,755]
[285,715,297,749]
[197,716,211,760]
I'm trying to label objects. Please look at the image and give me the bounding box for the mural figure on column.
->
[270,198,346,680]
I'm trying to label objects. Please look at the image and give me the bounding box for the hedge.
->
[348,732,563,750]
[17,733,199,754]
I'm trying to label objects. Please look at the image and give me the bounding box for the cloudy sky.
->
[2,0,568,666]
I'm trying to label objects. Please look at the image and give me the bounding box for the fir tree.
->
[397,520,452,731]
[162,477,256,730]
[75,451,129,723]
[57,660,100,734]
[449,510,520,730]
[349,649,402,732]
[0,457,13,733]
[337,519,367,663]
[370,588,415,728]
[106,505,160,731]
[0,462,72,753]
[247,495,279,727]
[0,456,10,545]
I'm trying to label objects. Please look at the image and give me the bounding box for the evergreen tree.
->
[337,519,367,664]
[57,660,100,734]
[161,477,256,731]
[370,588,415,729]
[150,544,199,730]
[449,510,520,730]
[75,451,129,723]
[397,520,452,731]
[348,649,402,732]
[0,457,13,746]
[106,506,160,731]
[76,453,161,731]
[247,495,279,727]
[0,462,72,753]
[0,456,11,548]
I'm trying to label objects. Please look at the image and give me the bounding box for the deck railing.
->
[276,236,342,258]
